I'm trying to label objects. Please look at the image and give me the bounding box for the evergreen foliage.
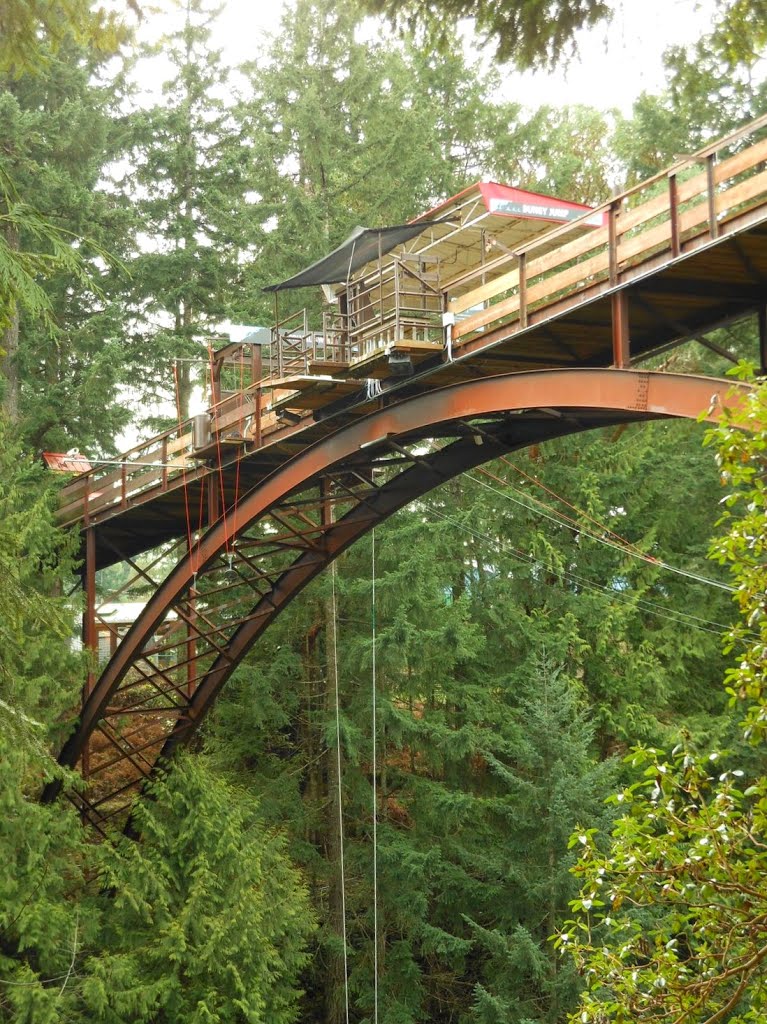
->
[84,757,315,1024]
[355,0,611,70]
[116,0,259,423]
[0,33,130,448]
[0,419,315,1022]
[0,0,128,77]
[558,375,767,1023]
[207,415,737,1021]
[239,0,516,324]
[353,0,767,74]
[3,2,767,1021]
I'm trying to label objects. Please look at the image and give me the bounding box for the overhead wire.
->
[371,528,380,1024]
[499,455,735,592]
[468,467,735,593]
[421,502,736,638]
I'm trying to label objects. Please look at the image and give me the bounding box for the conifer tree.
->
[239,0,519,324]
[206,415,736,1023]
[118,0,258,423]
[0,419,316,1021]
[0,21,130,449]
[82,757,315,1024]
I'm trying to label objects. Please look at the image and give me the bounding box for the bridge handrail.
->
[56,422,196,527]
[449,113,767,340]
[55,115,767,529]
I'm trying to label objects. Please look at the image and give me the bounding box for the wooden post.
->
[518,252,528,330]
[608,200,620,286]
[669,173,680,258]
[162,436,168,490]
[707,154,719,239]
[251,341,262,384]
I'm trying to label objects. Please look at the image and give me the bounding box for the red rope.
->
[172,360,196,570]
[207,342,230,556]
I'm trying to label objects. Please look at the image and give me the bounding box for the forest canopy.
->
[2,0,767,1022]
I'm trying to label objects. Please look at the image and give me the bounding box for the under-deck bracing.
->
[46,114,767,831]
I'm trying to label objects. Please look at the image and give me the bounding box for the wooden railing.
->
[57,115,767,528]
[56,381,290,527]
[449,113,767,344]
[57,423,196,527]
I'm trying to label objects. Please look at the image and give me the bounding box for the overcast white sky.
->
[203,0,720,114]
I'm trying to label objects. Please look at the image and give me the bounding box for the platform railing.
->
[57,115,767,528]
[56,378,296,528]
[56,422,197,528]
[449,112,767,344]
[272,308,311,376]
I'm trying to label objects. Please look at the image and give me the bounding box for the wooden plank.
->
[525,248,610,307]
[455,245,611,339]
[606,137,767,243]
[715,135,767,183]
[526,223,608,281]
[215,398,258,434]
[442,249,514,291]
[449,223,609,316]
[611,166,709,239]
[449,265,519,315]
[59,487,118,522]
[597,141,766,247]
[717,166,767,218]
[453,296,520,339]
[617,198,708,265]
[612,190,672,237]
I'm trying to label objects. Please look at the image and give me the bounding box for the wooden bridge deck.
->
[58,114,767,572]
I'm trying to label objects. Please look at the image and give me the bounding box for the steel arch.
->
[46,369,751,827]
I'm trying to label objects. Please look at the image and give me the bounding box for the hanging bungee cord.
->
[371,528,380,1024]
[328,531,380,1023]
[329,557,351,1024]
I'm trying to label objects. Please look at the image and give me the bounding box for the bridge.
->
[44,115,767,832]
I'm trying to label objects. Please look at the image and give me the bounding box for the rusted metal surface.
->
[44,115,767,830]
[45,369,751,828]
[54,118,767,538]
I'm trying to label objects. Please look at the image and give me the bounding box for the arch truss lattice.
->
[45,369,750,832]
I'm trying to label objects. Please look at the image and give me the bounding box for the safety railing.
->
[56,422,197,528]
[272,308,311,376]
[324,260,443,362]
[57,114,767,528]
[56,379,301,527]
[449,112,767,344]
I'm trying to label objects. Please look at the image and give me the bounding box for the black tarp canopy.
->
[263,221,446,292]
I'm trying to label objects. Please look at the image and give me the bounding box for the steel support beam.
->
[44,369,753,814]
[611,292,630,368]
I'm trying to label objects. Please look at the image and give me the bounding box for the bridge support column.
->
[759,302,767,377]
[611,291,630,368]
[82,527,97,777]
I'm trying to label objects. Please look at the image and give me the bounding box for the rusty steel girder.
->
[44,369,751,830]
